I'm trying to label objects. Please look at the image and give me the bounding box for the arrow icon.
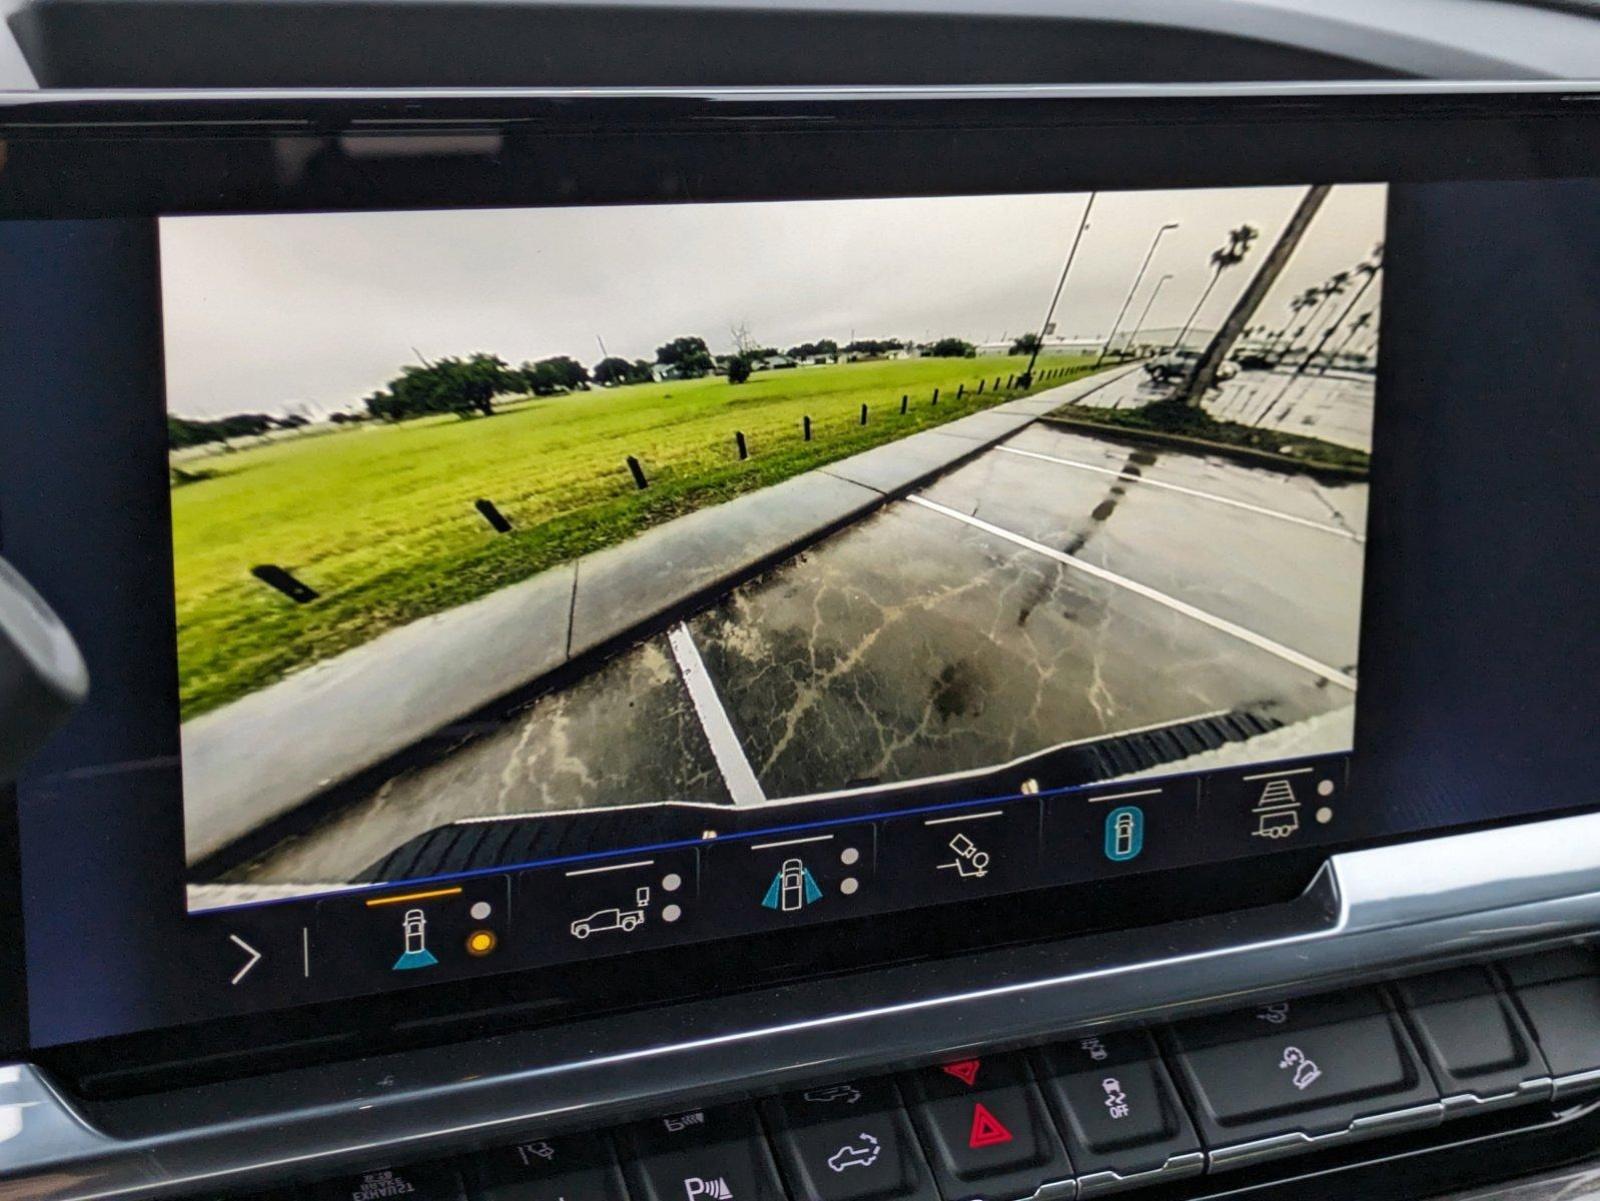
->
[228,934,262,985]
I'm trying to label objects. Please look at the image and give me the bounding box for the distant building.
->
[976,335,1105,357]
[650,362,699,381]
[752,354,798,372]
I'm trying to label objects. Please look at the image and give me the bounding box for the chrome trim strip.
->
[2,810,1599,1201]
[1075,1150,1206,1196]
[1438,1078,1555,1119]
[1553,1068,1600,1103]
[3,78,1600,111]
[1207,1102,1445,1172]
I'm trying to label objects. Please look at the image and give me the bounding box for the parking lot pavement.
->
[919,427,1366,672]
[219,421,1365,891]
[1076,364,1375,453]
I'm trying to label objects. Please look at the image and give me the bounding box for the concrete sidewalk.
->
[183,368,1138,866]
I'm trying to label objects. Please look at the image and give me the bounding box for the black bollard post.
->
[803,415,812,441]
[932,388,940,405]
[735,431,748,460]
[251,565,318,604]
[475,499,512,533]
[900,394,908,415]
[627,455,649,489]
[860,404,868,425]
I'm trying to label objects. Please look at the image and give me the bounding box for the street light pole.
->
[1021,192,1097,387]
[1096,222,1178,368]
[1125,273,1174,357]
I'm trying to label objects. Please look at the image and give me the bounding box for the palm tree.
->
[1267,288,1319,358]
[1174,186,1333,405]
[1311,261,1382,374]
[1171,223,1260,351]
[1257,250,1383,423]
[1294,271,1353,353]
[1326,309,1376,371]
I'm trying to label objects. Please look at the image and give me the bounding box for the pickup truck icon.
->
[569,907,645,939]
[827,1133,882,1172]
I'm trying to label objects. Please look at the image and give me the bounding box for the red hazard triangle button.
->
[968,1102,1014,1149]
[941,1059,982,1087]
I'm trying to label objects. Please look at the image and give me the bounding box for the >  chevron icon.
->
[941,1059,982,1087]
[228,933,262,985]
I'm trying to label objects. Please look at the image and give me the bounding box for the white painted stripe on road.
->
[907,495,1357,693]
[996,445,1365,543]
[668,622,768,808]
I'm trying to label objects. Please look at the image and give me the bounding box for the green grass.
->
[173,354,1101,720]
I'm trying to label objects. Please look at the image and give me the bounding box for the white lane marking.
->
[668,622,768,807]
[996,445,1365,543]
[907,495,1357,693]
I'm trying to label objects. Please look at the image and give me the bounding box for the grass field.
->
[173,353,1102,720]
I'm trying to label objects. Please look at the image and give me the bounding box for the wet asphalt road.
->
[221,421,1367,890]
[1081,365,1376,453]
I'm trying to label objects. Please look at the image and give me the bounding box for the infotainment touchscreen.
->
[8,84,1600,1058]
[163,182,1382,931]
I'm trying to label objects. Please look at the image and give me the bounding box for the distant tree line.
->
[167,411,310,449]
[169,327,997,445]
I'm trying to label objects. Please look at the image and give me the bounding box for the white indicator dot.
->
[1316,807,1334,824]
[469,901,492,920]
[662,873,683,892]
[840,847,860,866]
[1317,779,1336,797]
[662,904,682,923]
[840,877,859,895]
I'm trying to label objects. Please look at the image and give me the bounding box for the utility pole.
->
[1125,273,1174,356]
[1021,192,1097,387]
[596,334,610,360]
[1176,185,1332,407]
[1096,222,1178,367]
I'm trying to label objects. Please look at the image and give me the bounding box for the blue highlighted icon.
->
[762,858,824,912]
[1104,806,1145,862]
[392,907,440,971]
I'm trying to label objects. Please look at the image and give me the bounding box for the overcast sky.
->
[159,183,1384,419]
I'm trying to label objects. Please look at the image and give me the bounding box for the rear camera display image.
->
[160,183,1384,911]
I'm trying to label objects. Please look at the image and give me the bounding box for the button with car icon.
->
[518,848,699,959]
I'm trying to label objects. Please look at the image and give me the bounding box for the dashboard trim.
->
[2,808,1599,1201]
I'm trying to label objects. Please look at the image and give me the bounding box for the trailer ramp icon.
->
[1251,777,1303,840]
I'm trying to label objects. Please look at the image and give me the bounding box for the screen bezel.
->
[4,84,1599,1082]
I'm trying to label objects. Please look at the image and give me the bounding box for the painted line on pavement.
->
[996,445,1364,543]
[667,621,769,807]
[907,495,1357,692]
